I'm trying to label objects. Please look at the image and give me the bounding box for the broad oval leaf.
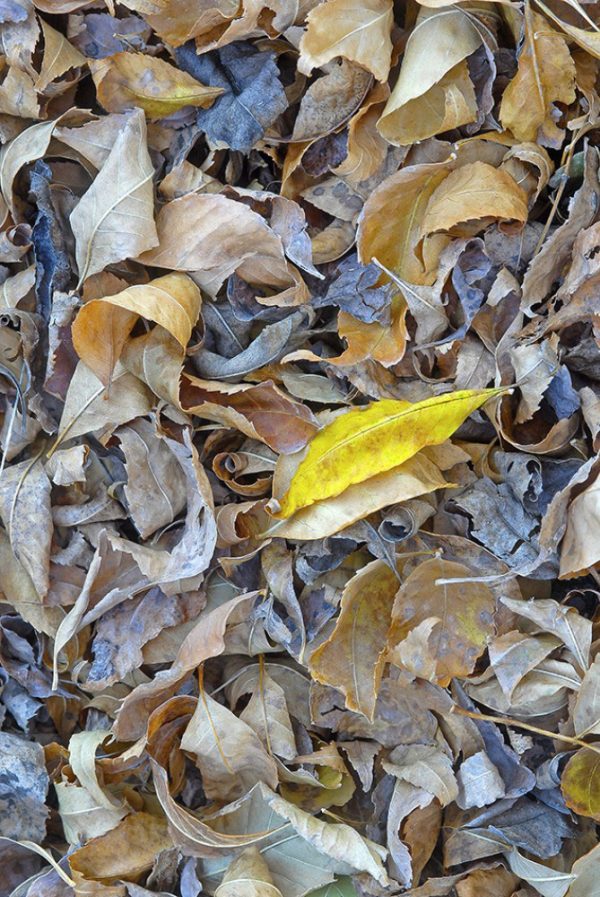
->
[271,387,503,518]
[561,748,600,820]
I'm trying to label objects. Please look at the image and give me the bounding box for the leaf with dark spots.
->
[176,41,288,153]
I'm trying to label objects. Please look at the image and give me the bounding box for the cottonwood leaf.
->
[90,51,223,117]
[137,192,295,299]
[35,19,85,92]
[561,748,600,820]
[309,559,399,720]
[298,0,394,83]
[388,558,496,685]
[357,161,451,283]
[499,5,576,148]
[69,107,158,286]
[0,457,52,599]
[377,5,482,144]
[421,162,529,237]
[72,272,201,385]
[573,656,600,737]
[180,687,279,802]
[271,387,503,518]
[216,847,283,897]
[68,812,172,884]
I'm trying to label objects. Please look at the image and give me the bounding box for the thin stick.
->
[451,705,600,756]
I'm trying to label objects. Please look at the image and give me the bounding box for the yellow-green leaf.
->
[561,748,600,820]
[309,559,399,720]
[271,388,503,519]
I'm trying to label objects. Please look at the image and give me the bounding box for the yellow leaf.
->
[271,387,503,519]
[357,162,451,284]
[309,559,399,720]
[90,51,223,118]
[298,0,394,83]
[499,4,576,148]
[420,161,528,238]
[72,273,201,385]
[561,748,600,820]
[388,558,496,685]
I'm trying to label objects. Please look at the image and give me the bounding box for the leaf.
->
[421,162,529,237]
[69,107,158,286]
[115,418,188,540]
[572,656,600,737]
[357,161,451,283]
[181,374,319,455]
[499,4,576,148]
[271,387,503,518]
[180,685,279,802]
[68,812,172,883]
[309,559,399,720]
[56,360,153,445]
[137,192,296,300]
[176,42,288,154]
[298,0,394,83]
[377,3,483,145]
[267,452,450,540]
[72,272,201,385]
[559,473,600,578]
[561,748,600,821]
[216,847,283,897]
[0,457,53,599]
[388,558,496,685]
[35,19,86,92]
[89,51,223,117]
[500,597,591,674]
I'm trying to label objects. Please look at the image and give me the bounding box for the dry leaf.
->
[298,0,394,83]
[90,51,223,118]
[309,559,399,719]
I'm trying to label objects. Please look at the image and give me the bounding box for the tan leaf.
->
[499,4,576,148]
[216,847,283,897]
[72,272,201,385]
[70,108,158,287]
[180,685,279,801]
[137,192,298,301]
[35,19,86,92]
[559,472,600,578]
[309,559,399,720]
[89,51,223,118]
[298,0,394,83]
[68,812,172,883]
[388,558,496,685]
[357,161,451,284]
[420,162,528,238]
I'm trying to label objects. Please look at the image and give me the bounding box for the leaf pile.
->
[1,1,600,896]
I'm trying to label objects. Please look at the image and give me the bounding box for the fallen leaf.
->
[90,51,223,118]
[272,388,503,518]
[500,4,576,148]
[298,0,394,83]
[309,559,399,719]
[388,558,496,684]
[70,108,158,286]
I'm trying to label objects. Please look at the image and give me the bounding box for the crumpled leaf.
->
[388,558,496,684]
[72,272,201,385]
